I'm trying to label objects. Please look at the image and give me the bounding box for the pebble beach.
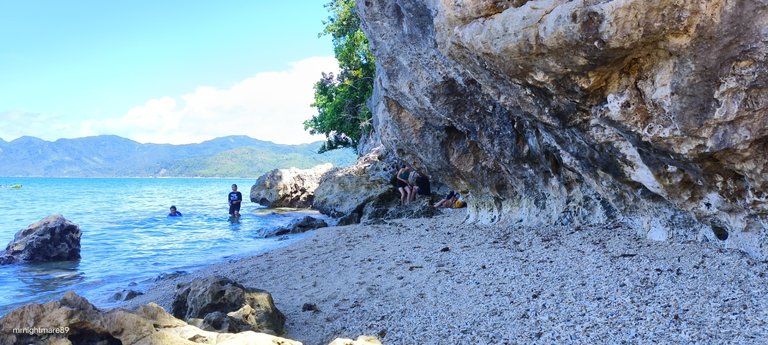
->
[123,209,768,344]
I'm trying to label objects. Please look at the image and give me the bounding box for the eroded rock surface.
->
[1,215,81,265]
[0,291,300,345]
[171,276,286,335]
[250,163,334,208]
[358,0,768,257]
[313,145,400,223]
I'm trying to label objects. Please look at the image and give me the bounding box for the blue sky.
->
[0,1,339,144]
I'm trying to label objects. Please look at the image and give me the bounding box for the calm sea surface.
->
[0,177,326,316]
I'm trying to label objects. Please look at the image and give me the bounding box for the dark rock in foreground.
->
[171,276,286,335]
[0,291,300,345]
[0,215,81,265]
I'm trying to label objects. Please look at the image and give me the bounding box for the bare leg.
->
[405,186,413,205]
[398,187,407,205]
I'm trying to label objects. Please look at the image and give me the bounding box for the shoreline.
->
[122,209,768,344]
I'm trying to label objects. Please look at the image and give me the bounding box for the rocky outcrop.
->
[0,291,300,345]
[171,276,286,335]
[313,143,442,224]
[313,145,400,223]
[1,215,81,265]
[358,0,768,258]
[250,163,334,208]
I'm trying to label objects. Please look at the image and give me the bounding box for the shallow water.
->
[0,177,327,315]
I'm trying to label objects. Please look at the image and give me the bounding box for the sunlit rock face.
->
[358,0,768,257]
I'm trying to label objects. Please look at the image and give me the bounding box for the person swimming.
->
[168,205,182,217]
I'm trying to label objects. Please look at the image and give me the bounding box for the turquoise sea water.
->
[0,177,326,316]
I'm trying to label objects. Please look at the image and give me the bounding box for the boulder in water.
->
[0,215,81,265]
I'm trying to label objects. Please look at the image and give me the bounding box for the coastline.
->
[122,210,768,344]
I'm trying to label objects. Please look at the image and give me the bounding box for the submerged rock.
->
[270,216,329,237]
[155,270,189,281]
[171,276,286,335]
[110,289,144,302]
[1,215,81,265]
[250,163,334,208]
[358,0,768,258]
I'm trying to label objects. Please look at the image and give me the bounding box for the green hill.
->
[0,135,357,177]
[160,147,356,177]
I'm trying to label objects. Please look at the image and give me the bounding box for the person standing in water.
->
[228,184,243,217]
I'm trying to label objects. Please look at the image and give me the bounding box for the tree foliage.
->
[304,0,375,153]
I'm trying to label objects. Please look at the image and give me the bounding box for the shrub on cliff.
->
[305,0,375,153]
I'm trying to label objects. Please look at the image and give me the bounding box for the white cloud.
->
[0,111,76,141]
[90,56,340,145]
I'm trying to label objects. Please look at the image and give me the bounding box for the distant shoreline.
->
[0,134,357,178]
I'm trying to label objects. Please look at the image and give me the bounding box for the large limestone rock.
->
[171,276,286,335]
[312,145,400,224]
[1,215,81,265]
[358,0,768,257]
[250,163,334,208]
[0,291,301,345]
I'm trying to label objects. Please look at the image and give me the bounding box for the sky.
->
[0,1,340,145]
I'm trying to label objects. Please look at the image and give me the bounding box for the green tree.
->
[304,0,375,153]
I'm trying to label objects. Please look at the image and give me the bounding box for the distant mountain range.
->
[0,135,357,178]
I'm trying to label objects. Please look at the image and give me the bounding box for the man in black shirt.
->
[228,184,243,217]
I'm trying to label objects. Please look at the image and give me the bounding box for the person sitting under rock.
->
[168,205,182,217]
[434,191,459,208]
[395,166,412,205]
[452,193,467,208]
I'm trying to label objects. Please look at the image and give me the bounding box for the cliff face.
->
[357,0,768,257]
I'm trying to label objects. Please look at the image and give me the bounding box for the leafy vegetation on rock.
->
[304,0,375,153]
